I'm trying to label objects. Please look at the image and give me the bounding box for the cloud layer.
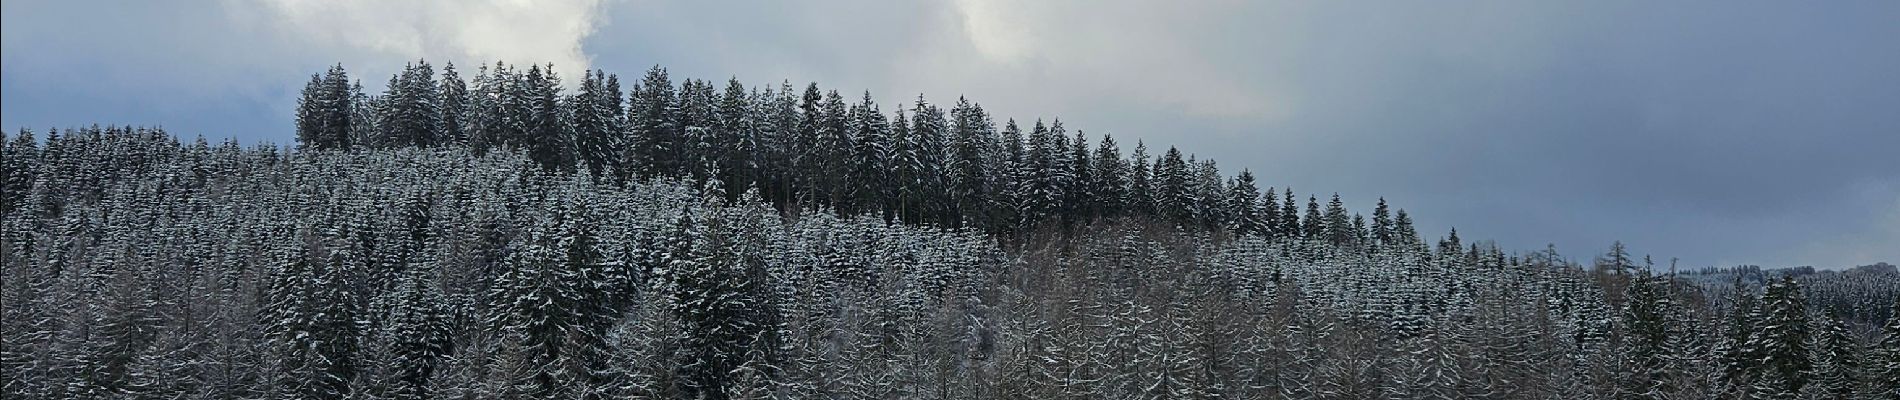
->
[244,0,606,82]
[4,0,1896,269]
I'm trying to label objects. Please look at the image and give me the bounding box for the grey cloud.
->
[5,0,1895,268]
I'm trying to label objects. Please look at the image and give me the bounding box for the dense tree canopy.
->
[3,62,1897,399]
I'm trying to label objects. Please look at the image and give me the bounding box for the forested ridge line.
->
[0,60,1897,399]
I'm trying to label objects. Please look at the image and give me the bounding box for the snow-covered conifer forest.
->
[2,61,1897,399]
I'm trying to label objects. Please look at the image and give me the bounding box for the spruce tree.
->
[1322,193,1351,245]
[1751,276,1811,394]
[438,62,470,147]
[812,90,853,210]
[1871,296,1900,399]
[376,61,440,148]
[1300,196,1323,240]
[1278,188,1301,239]
[1,129,38,214]
[1719,275,1761,387]
[574,70,625,176]
[715,79,758,197]
[848,92,891,217]
[1260,187,1280,239]
[669,210,773,400]
[1393,209,1419,248]
[1372,198,1393,246]
[294,65,357,151]
[1125,141,1155,217]
[1620,271,1678,397]
[679,79,722,181]
[266,251,361,400]
[1153,147,1190,223]
[1227,170,1264,236]
[1805,312,1859,400]
[949,97,996,226]
[381,263,453,400]
[1067,130,1094,221]
[629,66,680,178]
[1091,133,1126,218]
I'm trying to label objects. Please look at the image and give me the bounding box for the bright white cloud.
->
[243,0,607,82]
[952,0,1036,65]
[939,1,1281,120]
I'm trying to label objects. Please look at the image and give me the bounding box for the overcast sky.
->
[4,0,1896,269]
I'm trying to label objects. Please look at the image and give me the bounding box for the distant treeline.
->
[290,61,1422,247]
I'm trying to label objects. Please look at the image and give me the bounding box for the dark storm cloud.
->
[4,0,1895,268]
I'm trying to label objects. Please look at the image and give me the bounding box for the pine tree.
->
[714,79,758,198]
[467,62,514,155]
[669,209,774,400]
[266,250,361,400]
[1392,209,1419,248]
[80,256,161,397]
[1621,271,1679,397]
[295,65,357,150]
[1066,130,1094,221]
[487,199,614,399]
[1597,241,1634,275]
[1125,141,1155,217]
[1189,158,1225,230]
[1260,187,1280,239]
[522,65,573,172]
[1153,147,1190,224]
[812,90,853,210]
[1300,196,1323,240]
[994,119,1028,229]
[574,70,625,176]
[1,129,38,214]
[680,79,722,181]
[1804,312,1858,400]
[1720,275,1762,387]
[1371,198,1393,246]
[1227,170,1265,236]
[1322,193,1351,245]
[1017,120,1060,225]
[949,97,996,226]
[376,60,441,148]
[848,92,891,217]
[629,66,681,178]
[438,62,470,147]
[1278,188,1301,239]
[1751,276,1811,394]
[381,263,454,400]
[1091,133,1127,218]
[1870,296,1900,399]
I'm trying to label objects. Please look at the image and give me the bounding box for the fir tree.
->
[1322,193,1351,245]
[1125,141,1155,217]
[574,70,625,176]
[1227,170,1265,236]
[848,92,891,216]
[1870,296,1900,399]
[1278,188,1301,239]
[1371,198,1393,246]
[438,62,470,146]
[521,65,573,172]
[381,263,454,400]
[629,66,681,178]
[1301,196,1323,240]
[1153,147,1190,223]
[1751,276,1811,394]
[295,65,357,151]
[1805,312,1859,400]
[669,209,774,400]
[1091,133,1127,218]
